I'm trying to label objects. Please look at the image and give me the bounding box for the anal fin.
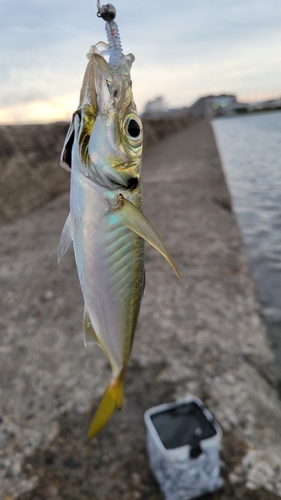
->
[83,306,100,347]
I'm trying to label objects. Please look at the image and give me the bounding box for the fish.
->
[58,25,180,440]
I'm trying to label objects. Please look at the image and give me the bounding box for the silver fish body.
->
[70,129,144,378]
[58,42,179,439]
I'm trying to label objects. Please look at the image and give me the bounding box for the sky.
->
[1,0,281,124]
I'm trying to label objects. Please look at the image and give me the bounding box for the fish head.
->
[61,42,143,191]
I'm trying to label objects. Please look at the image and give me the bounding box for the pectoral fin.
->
[112,195,180,279]
[57,213,73,264]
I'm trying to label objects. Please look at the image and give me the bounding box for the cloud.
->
[1,0,281,122]
[0,90,50,107]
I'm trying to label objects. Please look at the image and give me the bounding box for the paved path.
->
[1,120,281,500]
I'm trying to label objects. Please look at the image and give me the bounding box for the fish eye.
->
[127,119,140,138]
[124,114,142,145]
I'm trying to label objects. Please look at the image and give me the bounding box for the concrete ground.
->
[1,119,281,499]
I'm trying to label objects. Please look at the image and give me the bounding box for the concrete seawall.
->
[0,115,198,227]
[1,119,281,499]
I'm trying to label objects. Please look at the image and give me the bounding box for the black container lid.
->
[150,402,217,450]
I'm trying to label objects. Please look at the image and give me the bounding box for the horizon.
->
[1,90,280,127]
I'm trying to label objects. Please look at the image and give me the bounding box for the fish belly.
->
[70,169,144,376]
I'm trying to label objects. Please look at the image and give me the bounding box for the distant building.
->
[143,96,167,117]
[189,94,236,118]
[254,98,281,110]
[142,97,189,120]
[189,94,253,118]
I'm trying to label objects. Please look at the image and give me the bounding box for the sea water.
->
[212,111,281,375]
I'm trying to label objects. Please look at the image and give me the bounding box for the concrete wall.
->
[0,115,199,227]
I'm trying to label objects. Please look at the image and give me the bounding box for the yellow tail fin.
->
[88,372,124,440]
